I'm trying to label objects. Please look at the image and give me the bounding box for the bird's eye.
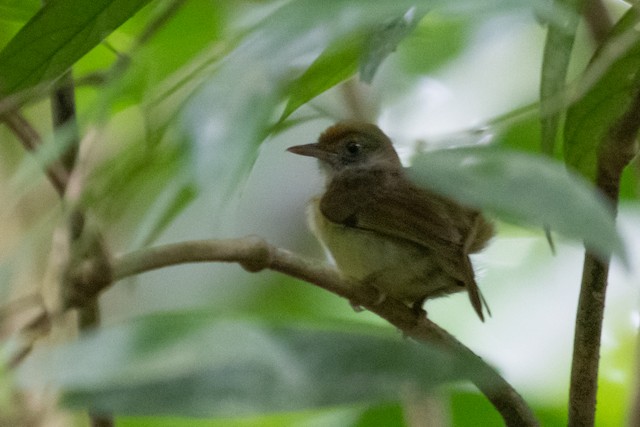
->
[346,141,361,155]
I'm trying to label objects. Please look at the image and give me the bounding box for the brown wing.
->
[320,167,490,319]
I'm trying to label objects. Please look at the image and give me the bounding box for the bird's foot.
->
[411,300,428,319]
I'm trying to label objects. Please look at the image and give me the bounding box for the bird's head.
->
[287,121,402,174]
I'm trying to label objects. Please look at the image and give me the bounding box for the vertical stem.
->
[51,71,112,426]
[51,72,80,171]
[568,89,640,426]
[568,253,610,426]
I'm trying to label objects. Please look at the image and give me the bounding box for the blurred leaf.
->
[87,0,225,116]
[129,182,197,250]
[360,7,424,83]
[408,147,626,262]
[353,402,406,427]
[19,314,473,417]
[278,33,364,123]
[451,392,503,427]
[276,0,535,123]
[564,7,640,180]
[0,0,153,95]
[83,117,192,235]
[396,14,470,75]
[539,0,581,156]
[0,0,39,23]
[118,406,367,427]
[496,113,542,154]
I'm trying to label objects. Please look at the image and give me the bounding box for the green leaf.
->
[19,314,473,417]
[118,406,369,427]
[564,7,640,180]
[539,0,581,156]
[360,7,424,83]
[0,0,153,95]
[396,14,470,75]
[408,147,626,262]
[0,0,39,23]
[278,33,364,123]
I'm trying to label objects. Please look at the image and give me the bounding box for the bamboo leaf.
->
[564,7,640,180]
[539,0,581,155]
[0,0,153,95]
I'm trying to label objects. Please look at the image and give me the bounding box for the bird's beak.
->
[287,143,327,160]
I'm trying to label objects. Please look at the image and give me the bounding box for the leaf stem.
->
[1,112,69,195]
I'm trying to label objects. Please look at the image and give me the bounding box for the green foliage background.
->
[0,0,639,426]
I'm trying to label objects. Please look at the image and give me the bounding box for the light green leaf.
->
[539,0,581,156]
[278,32,364,123]
[118,406,368,427]
[396,14,470,75]
[0,0,153,95]
[19,314,472,417]
[564,7,640,180]
[408,147,625,261]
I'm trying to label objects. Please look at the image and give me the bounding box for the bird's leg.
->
[349,272,387,312]
[411,297,428,318]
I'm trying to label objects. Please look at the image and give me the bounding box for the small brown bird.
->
[287,121,494,320]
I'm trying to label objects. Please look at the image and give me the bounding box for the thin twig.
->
[1,112,69,195]
[111,236,539,427]
[51,73,80,171]
[137,0,188,46]
[568,88,640,426]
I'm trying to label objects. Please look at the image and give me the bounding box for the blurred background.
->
[1,0,639,426]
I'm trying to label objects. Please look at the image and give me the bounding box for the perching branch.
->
[110,236,539,427]
[568,88,640,427]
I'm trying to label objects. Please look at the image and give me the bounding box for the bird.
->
[287,121,494,320]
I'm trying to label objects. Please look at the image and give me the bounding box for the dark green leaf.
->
[564,7,640,180]
[0,0,153,95]
[353,402,406,427]
[539,0,581,156]
[408,147,625,261]
[19,314,473,417]
[451,391,504,427]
